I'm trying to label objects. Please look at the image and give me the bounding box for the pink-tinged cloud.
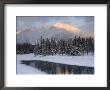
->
[16,22,82,35]
[52,22,80,33]
[16,22,94,38]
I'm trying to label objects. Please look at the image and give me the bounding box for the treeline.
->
[16,36,94,56]
[34,36,94,56]
[16,43,34,54]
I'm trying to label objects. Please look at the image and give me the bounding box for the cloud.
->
[52,22,80,33]
[16,24,51,35]
[16,28,29,35]
[16,21,94,40]
[16,22,80,35]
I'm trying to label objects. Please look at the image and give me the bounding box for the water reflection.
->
[21,60,94,74]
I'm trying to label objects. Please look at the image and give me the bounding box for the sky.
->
[16,16,94,32]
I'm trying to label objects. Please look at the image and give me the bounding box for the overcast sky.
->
[16,16,94,32]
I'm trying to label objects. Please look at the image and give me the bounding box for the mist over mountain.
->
[17,22,94,44]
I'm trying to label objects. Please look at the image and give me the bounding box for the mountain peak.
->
[17,22,93,44]
[52,22,80,33]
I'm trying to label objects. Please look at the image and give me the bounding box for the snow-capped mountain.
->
[17,22,94,44]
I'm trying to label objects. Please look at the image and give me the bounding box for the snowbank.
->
[17,59,47,74]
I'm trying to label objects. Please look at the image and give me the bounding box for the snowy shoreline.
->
[17,53,94,67]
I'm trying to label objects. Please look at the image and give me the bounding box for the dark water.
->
[21,60,94,74]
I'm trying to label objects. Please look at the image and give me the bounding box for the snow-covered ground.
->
[17,53,94,67]
[17,53,94,74]
[17,62,47,74]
